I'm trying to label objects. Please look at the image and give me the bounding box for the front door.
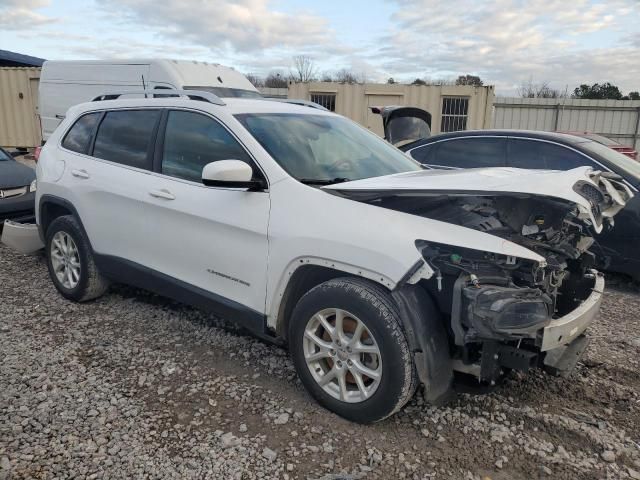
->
[141,109,270,316]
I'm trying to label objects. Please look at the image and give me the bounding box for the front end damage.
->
[331,168,632,388]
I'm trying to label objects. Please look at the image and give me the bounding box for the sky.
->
[1,0,639,95]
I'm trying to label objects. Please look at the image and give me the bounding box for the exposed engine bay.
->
[357,191,615,383]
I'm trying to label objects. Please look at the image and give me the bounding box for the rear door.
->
[60,108,162,262]
[141,109,270,315]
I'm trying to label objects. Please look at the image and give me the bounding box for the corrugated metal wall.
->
[258,87,288,98]
[288,82,495,137]
[0,67,41,148]
[493,97,640,150]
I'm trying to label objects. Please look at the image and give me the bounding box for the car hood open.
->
[324,167,633,233]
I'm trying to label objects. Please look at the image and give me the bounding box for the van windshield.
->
[235,113,422,184]
[184,86,262,99]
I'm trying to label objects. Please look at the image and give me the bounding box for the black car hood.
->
[0,160,35,189]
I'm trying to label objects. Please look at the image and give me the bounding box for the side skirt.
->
[94,254,280,345]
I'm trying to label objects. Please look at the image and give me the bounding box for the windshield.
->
[0,149,12,161]
[235,113,422,182]
[387,116,431,146]
[185,86,262,99]
[580,140,640,180]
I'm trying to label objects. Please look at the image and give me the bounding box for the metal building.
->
[493,97,640,151]
[288,82,495,137]
[0,67,42,148]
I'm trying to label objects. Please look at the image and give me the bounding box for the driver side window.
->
[161,110,253,183]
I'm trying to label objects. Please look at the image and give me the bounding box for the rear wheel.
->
[45,215,109,302]
[289,277,417,423]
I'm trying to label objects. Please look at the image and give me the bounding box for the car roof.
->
[67,96,335,118]
[418,129,589,145]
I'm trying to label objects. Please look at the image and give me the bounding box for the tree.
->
[627,91,640,100]
[455,74,483,86]
[245,73,263,88]
[518,79,561,98]
[411,78,427,86]
[572,82,624,100]
[290,55,317,83]
[264,71,287,88]
[387,77,396,84]
[334,69,359,84]
[319,71,333,82]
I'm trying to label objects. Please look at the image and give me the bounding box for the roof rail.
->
[91,89,226,106]
[266,98,328,111]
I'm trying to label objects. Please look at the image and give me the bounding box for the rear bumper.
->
[1,220,44,254]
[540,272,603,352]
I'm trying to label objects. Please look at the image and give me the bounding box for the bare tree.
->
[518,78,562,98]
[319,71,334,82]
[290,55,317,83]
[245,73,264,88]
[264,71,287,88]
[334,69,359,84]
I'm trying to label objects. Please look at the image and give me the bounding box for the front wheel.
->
[289,277,417,423]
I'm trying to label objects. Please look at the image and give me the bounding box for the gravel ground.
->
[1,242,640,479]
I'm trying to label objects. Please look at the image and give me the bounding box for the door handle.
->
[149,189,176,200]
[71,169,90,179]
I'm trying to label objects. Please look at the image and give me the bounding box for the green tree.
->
[411,78,427,86]
[572,82,624,100]
[628,91,640,100]
[455,74,483,86]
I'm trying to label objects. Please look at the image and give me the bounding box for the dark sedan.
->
[401,130,640,280]
[0,148,36,224]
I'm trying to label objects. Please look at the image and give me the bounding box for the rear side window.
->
[508,139,590,170]
[432,137,506,168]
[62,113,101,154]
[161,110,253,183]
[93,110,160,169]
[409,143,436,164]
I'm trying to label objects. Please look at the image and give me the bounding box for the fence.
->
[0,67,41,148]
[493,97,640,151]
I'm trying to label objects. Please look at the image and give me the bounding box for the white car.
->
[4,89,632,423]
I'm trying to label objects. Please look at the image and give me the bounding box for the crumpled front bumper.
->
[540,272,603,352]
[1,220,44,254]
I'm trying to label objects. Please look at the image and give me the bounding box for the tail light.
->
[34,146,41,162]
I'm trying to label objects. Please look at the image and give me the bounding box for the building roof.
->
[0,49,45,67]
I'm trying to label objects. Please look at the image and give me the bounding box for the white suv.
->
[25,90,631,423]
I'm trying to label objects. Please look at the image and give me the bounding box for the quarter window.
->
[508,139,589,170]
[93,110,160,169]
[161,110,253,183]
[62,112,101,154]
[432,137,506,168]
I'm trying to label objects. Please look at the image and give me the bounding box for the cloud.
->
[0,0,56,30]
[96,0,332,53]
[377,0,640,93]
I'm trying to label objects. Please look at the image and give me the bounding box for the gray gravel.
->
[1,243,640,479]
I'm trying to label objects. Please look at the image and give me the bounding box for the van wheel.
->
[45,215,109,302]
[289,277,417,423]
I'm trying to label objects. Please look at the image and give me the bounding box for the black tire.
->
[289,277,417,423]
[45,215,109,302]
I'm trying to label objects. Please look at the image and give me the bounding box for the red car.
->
[560,131,637,160]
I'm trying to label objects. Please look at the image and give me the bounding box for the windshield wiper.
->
[299,177,351,186]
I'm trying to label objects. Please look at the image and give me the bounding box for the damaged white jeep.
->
[3,90,631,423]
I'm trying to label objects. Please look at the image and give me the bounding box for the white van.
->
[38,59,261,141]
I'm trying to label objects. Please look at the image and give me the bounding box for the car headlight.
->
[29,179,37,192]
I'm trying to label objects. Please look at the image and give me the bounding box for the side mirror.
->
[202,160,265,190]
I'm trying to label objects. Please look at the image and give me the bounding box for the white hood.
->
[325,167,633,234]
